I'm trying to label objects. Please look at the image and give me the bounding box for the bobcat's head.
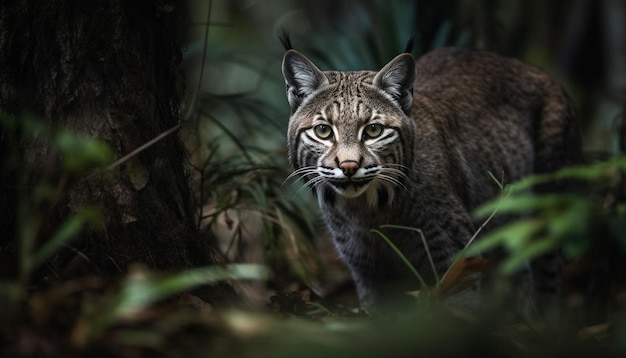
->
[282,50,416,207]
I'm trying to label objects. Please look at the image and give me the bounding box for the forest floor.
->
[1,234,625,358]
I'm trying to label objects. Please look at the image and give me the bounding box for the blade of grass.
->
[33,207,102,268]
[379,224,439,283]
[370,229,429,291]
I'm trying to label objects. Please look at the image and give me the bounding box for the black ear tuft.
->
[277,28,293,51]
[404,34,417,54]
[373,53,416,114]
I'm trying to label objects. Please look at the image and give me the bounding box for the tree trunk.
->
[0,0,216,281]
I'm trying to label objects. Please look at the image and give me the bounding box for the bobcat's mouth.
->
[328,178,372,197]
[331,179,370,188]
[323,177,393,207]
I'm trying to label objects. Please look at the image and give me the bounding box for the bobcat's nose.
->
[339,160,359,177]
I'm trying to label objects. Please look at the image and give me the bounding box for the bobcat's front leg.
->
[351,261,481,314]
[350,268,417,313]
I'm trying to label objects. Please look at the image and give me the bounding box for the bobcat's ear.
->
[282,50,328,113]
[373,53,415,114]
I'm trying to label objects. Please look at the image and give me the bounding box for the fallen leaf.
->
[435,257,489,298]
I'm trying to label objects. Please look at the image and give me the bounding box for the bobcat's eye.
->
[314,124,333,140]
[363,124,383,139]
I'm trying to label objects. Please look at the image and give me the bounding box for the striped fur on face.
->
[283,51,416,207]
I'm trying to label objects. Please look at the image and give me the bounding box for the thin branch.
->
[184,0,213,121]
[105,122,181,171]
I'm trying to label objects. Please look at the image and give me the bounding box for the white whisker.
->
[294,176,325,196]
[287,166,318,179]
[282,166,318,186]
[302,175,325,188]
[373,165,409,190]
[380,170,408,181]
[377,174,407,189]
[283,164,326,200]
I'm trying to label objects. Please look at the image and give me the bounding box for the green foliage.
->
[368,155,626,305]
[466,156,626,275]
[185,1,332,285]
[1,114,113,173]
[22,207,103,275]
[1,0,624,356]
[289,1,468,70]
[54,130,113,173]
[195,147,324,283]
[0,114,115,319]
[1,113,273,350]
[76,264,268,346]
[128,264,268,310]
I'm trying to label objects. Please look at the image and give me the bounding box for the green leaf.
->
[110,264,268,319]
[470,190,595,274]
[55,130,113,172]
[79,264,269,344]
[500,235,558,275]
[546,199,589,237]
[464,219,542,257]
[33,207,102,267]
[509,156,626,192]
[474,194,583,220]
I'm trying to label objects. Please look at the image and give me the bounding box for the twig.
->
[183,0,213,121]
[105,123,181,171]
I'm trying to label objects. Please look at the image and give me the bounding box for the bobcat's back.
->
[413,48,580,210]
[282,46,580,315]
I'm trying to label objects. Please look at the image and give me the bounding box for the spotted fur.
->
[282,47,581,317]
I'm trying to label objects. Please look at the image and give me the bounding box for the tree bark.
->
[0,0,216,280]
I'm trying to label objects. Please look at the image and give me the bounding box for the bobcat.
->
[281,43,580,317]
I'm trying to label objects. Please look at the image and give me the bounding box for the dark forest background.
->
[0,0,625,356]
